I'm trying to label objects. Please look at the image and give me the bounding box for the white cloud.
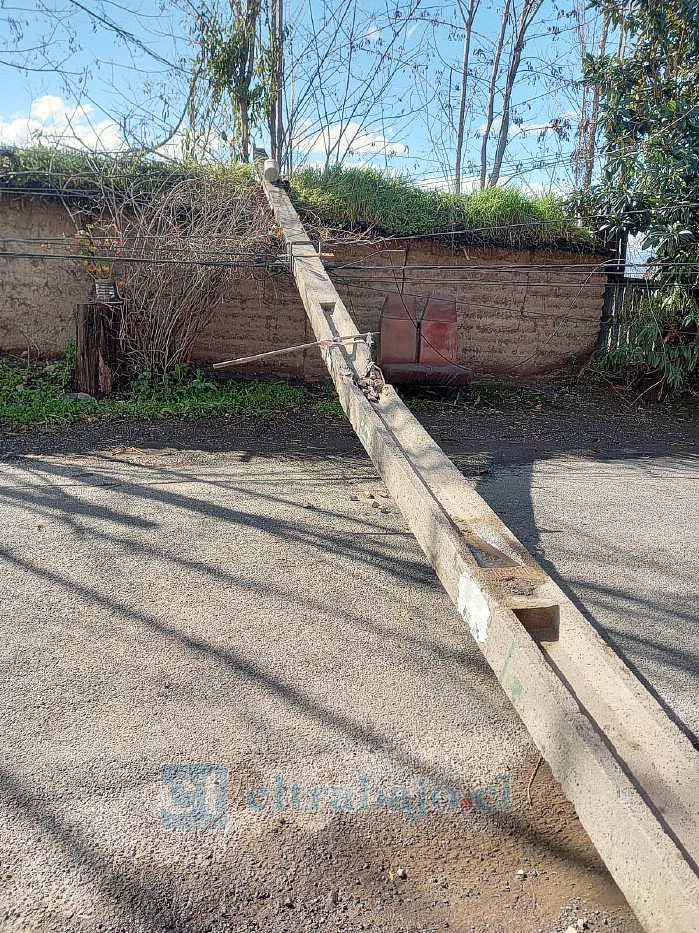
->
[29,95,66,122]
[477,118,557,140]
[477,117,502,137]
[293,121,408,158]
[0,95,124,151]
[366,23,382,42]
[416,174,481,193]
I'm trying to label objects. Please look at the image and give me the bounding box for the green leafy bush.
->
[598,285,699,394]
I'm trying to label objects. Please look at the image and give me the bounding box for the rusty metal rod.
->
[212,332,377,369]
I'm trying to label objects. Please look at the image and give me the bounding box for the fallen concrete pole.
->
[255,157,699,932]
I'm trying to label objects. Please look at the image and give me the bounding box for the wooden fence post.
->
[75,302,119,396]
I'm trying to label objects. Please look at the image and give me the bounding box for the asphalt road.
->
[0,405,695,933]
[473,454,699,742]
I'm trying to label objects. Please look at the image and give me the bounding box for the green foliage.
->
[580,0,699,392]
[288,166,592,248]
[310,385,344,418]
[0,145,255,196]
[0,351,307,429]
[598,286,699,393]
[126,366,306,418]
[0,348,83,427]
[582,0,699,270]
[188,0,269,160]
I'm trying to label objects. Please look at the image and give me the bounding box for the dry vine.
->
[73,166,277,377]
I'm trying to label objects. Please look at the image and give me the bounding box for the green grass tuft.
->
[288,165,592,248]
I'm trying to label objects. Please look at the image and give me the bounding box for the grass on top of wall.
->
[1,146,594,249]
[288,165,594,249]
[0,146,255,197]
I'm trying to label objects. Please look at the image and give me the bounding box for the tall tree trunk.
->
[240,105,250,161]
[480,0,511,190]
[267,0,283,164]
[268,0,278,161]
[583,9,609,188]
[488,0,544,188]
[453,0,480,194]
[276,0,284,166]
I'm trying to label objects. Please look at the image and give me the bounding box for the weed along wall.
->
[0,194,607,382]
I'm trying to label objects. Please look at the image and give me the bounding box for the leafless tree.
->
[479,0,513,190]
[482,0,546,189]
[76,168,275,375]
[453,0,482,193]
[282,0,425,171]
[1,0,611,193]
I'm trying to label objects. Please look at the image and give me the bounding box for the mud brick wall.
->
[0,194,607,381]
[0,194,92,356]
[194,271,316,379]
[326,241,608,379]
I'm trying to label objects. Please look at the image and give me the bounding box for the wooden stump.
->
[75,303,120,396]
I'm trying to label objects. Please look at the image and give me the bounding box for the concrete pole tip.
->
[263,159,280,183]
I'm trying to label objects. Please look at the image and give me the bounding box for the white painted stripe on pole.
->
[457,572,490,643]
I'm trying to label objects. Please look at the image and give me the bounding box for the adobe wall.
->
[323,241,608,380]
[0,194,607,382]
[0,193,92,356]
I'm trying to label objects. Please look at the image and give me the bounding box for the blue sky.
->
[0,0,600,192]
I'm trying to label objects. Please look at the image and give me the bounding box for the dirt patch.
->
[0,383,696,464]
[200,760,640,933]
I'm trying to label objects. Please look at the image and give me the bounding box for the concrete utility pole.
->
[253,154,699,933]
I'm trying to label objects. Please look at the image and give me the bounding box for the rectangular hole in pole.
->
[467,541,519,569]
[320,301,336,314]
[513,605,560,643]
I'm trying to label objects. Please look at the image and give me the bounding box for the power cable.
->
[0,250,270,268]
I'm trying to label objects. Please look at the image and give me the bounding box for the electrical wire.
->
[0,250,270,268]
[2,249,697,288]
[330,261,699,273]
[332,278,599,324]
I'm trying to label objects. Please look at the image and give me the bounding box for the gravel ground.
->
[0,401,695,933]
